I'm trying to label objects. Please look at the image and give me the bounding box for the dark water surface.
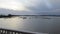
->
[0,16,60,34]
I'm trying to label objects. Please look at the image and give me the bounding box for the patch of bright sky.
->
[0,0,44,11]
[0,0,60,12]
[0,0,29,11]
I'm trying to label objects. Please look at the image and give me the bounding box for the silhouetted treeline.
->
[0,14,13,18]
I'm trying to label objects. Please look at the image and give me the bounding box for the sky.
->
[0,0,60,15]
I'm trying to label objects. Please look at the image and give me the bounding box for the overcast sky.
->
[0,0,60,15]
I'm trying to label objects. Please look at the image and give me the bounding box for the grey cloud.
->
[0,0,60,15]
[26,0,60,12]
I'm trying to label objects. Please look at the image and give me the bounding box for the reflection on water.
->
[0,16,60,33]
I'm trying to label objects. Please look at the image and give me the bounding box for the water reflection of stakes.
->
[29,17,31,19]
[23,17,27,19]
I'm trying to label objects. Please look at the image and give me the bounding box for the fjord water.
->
[0,16,60,33]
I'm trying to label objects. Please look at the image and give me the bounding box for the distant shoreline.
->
[0,15,60,18]
[1,15,60,16]
[13,15,60,16]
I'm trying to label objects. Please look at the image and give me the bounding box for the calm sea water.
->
[0,16,60,33]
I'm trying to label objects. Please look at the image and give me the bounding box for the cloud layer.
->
[0,0,60,15]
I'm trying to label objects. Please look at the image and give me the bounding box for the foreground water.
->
[0,16,60,33]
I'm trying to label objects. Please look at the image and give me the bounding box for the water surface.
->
[0,16,60,33]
